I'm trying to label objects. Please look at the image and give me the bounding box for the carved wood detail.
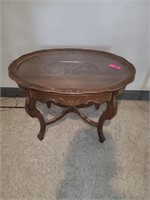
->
[21,86,124,143]
[30,90,112,107]
[8,49,136,143]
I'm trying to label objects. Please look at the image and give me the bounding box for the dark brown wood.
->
[95,104,100,110]
[45,107,73,126]
[8,49,136,94]
[46,101,51,108]
[97,93,117,143]
[25,94,46,141]
[8,49,136,143]
[72,107,98,127]
[45,107,97,127]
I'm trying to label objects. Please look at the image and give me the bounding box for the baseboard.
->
[1,87,26,97]
[0,87,149,100]
[117,90,149,101]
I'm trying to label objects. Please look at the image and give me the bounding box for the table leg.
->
[95,104,100,110]
[97,94,117,143]
[25,97,46,140]
[47,101,51,109]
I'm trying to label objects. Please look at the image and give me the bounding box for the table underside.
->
[22,87,124,143]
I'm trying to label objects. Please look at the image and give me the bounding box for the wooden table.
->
[8,49,136,143]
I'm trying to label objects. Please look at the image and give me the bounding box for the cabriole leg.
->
[97,94,117,143]
[25,97,46,140]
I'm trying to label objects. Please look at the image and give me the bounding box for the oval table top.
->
[9,49,136,94]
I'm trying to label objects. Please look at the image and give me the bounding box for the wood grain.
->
[8,49,136,143]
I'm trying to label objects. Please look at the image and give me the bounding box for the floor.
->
[0,98,149,200]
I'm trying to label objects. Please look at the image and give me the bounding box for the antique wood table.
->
[8,49,136,143]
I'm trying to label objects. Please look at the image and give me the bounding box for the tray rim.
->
[8,48,136,94]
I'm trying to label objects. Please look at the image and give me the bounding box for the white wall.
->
[1,0,149,90]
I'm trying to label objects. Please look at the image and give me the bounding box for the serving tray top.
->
[8,49,136,94]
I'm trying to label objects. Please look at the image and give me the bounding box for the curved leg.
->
[47,101,51,109]
[25,97,46,141]
[97,94,117,143]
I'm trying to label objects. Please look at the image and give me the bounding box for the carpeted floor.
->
[0,98,149,200]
